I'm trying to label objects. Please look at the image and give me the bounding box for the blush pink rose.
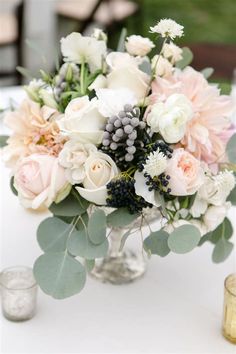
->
[14,154,70,209]
[165,148,204,196]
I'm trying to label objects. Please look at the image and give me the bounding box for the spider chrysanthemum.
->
[150,19,184,39]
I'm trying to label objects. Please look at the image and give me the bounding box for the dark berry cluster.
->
[144,173,171,195]
[106,177,152,214]
[101,104,146,169]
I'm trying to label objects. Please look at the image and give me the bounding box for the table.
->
[0,87,235,353]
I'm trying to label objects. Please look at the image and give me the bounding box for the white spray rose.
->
[60,32,106,73]
[147,93,193,143]
[76,152,118,205]
[152,55,173,77]
[162,42,183,64]
[203,202,231,232]
[58,96,107,145]
[58,140,97,185]
[125,35,155,57]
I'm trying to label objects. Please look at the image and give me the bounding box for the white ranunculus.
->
[96,88,137,117]
[60,32,106,72]
[58,96,107,145]
[147,93,193,143]
[91,28,107,42]
[76,152,118,205]
[152,55,173,77]
[203,202,231,232]
[134,171,161,207]
[125,35,155,57]
[58,140,97,185]
[162,42,183,64]
[106,52,150,101]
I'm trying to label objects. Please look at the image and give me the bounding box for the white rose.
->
[203,202,231,232]
[106,52,149,101]
[147,93,193,143]
[58,96,107,145]
[125,35,155,57]
[162,42,183,64]
[60,32,106,73]
[88,74,107,91]
[76,152,118,205]
[58,140,97,185]
[152,55,173,78]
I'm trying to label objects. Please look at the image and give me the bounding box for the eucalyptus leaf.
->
[176,47,193,69]
[34,252,86,299]
[16,66,33,80]
[117,28,127,52]
[107,208,139,228]
[10,176,18,196]
[226,133,236,163]
[211,218,233,244]
[198,232,212,246]
[49,192,89,217]
[168,225,201,254]
[85,259,95,271]
[227,185,236,205]
[201,67,214,79]
[144,230,170,257]
[0,135,9,148]
[139,60,152,75]
[212,238,233,263]
[88,209,106,245]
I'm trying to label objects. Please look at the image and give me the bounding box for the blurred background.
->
[0,0,236,88]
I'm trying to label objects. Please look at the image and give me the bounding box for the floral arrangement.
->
[2,19,236,299]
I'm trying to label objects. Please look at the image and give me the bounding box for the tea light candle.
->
[222,273,236,344]
[0,266,38,321]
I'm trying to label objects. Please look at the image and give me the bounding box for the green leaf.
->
[117,28,127,52]
[107,208,139,228]
[218,83,232,95]
[168,225,201,254]
[88,209,106,245]
[37,217,78,253]
[176,47,193,69]
[33,252,86,299]
[16,66,33,80]
[144,230,170,257]
[49,192,89,217]
[198,232,213,246]
[85,259,95,271]
[201,67,214,79]
[226,133,236,163]
[212,238,233,263]
[10,176,18,196]
[228,185,236,205]
[211,218,233,244]
[139,60,152,75]
[0,135,9,148]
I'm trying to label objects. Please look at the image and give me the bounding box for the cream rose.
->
[76,152,118,205]
[14,154,70,209]
[203,202,231,232]
[125,35,155,57]
[165,148,204,196]
[147,93,193,143]
[58,96,107,145]
[58,140,97,184]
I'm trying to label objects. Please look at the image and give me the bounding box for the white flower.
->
[58,140,97,185]
[134,171,161,207]
[203,202,231,232]
[143,149,167,178]
[162,42,183,63]
[39,89,59,109]
[88,74,107,91]
[91,28,107,42]
[151,55,173,78]
[58,96,106,145]
[125,35,155,57]
[24,79,44,101]
[76,152,118,205]
[147,93,193,143]
[60,32,106,72]
[106,52,150,101]
[150,19,184,39]
[96,88,137,117]
[190,194,208,218]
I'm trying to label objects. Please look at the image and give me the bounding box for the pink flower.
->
[3,99,66,168]
[14,154,70,209]
[165,148,204,196]
[151,67,235,165]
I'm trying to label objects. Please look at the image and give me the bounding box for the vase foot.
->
[90,249,147,285]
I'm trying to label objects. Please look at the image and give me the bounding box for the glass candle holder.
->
[0,266,38,321]
[222,273,236,344]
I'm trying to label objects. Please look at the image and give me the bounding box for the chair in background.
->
[189,43,236,80]
[0,0,24,85]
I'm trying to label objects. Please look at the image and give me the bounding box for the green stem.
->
[80,61,85,95]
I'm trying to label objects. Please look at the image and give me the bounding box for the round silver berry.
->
[103,139,110,146]
[129,130,137,140]
[125,153,134,162]
[110,142,118,150]
[118,111,126,118]
[103,131,110,139]
[112,135,120,142]
[127,146,136,154]
[126,139,134,146]
[139,121,146,129]
[106,123,114,132]
[122,117,131,126]
[124,104,133,112]
[131,117,139,127]
[124,125,133,134]
[116,128,124,138]
[114,119,122,128]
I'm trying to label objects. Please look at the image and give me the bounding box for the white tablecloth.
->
[0,87,235,354]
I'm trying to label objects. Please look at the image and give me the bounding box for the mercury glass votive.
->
[222,273,236,344]
[0,266,38,321]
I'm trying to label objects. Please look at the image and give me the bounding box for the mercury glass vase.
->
[222,273,236,344]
